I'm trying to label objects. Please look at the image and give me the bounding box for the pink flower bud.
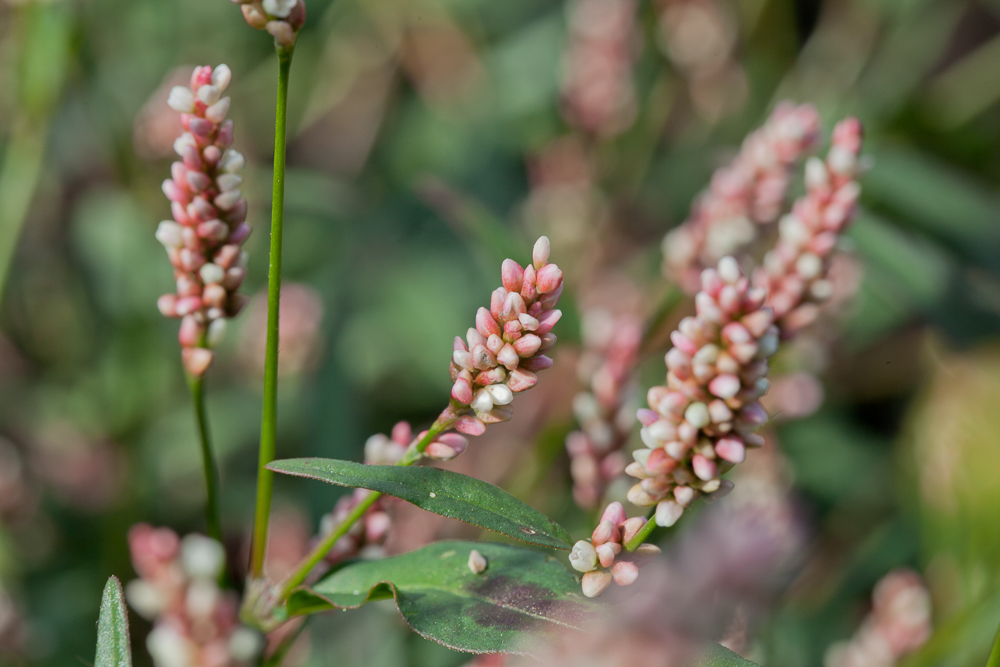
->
[591,521,618,546]
[454,415,486,436]
[501,259,524,293]
[581,570,613,598]
[611,561,639,586]
[520,355,553,372]
[451,377,473,404]
[596,543,621,569]
[520,265,538,301]
[497,344,519,371]
[600,501,627,527]
[535,264,563,294]
[714,437,746,463]
[535,309,562,334]
[621,517,646,543]
[475,307,501,338]
[513,334,541,358]
[691,454,717,481]
[532,236,550,269]
[507,368,538,393]
[182,348,214,376]
[157,294,179,317]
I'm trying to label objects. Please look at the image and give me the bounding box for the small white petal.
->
[220,149,246,173]
[471,389,494,413]
[216,173,242,192]
[206,319,227,347]
[167,86,195,113]
[155,221,183,248]
[485,384,513,406]
[211,64,232,92]
[196,84,221,105]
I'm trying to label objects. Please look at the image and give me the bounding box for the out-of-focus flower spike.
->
[155,65,250,377]
[235,0,305,46]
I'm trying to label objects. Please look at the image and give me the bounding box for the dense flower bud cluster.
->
[566,310,642,508]
[156,65,250,377]
[568,501,661,597]
[663,103,821,293]
[561,0,638,137]
[228,0,306,48]
[124,524,262,667]
[753,117,864,337]
[448,237,563,436]
[824,569,931,667]
[626,257,777,527]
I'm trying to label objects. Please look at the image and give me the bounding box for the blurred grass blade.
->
[268,458,573,549]
[95,576,131,667]
[288,540,593,654]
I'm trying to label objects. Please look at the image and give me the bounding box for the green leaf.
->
[289,540,595,654]
[268,459,573,550]
[95,576,132,667]
[698,644,760,666]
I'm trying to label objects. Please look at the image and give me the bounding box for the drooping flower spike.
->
[447,237,563,437]
[229,0,306,48]
[753,117,864,337]
[156,65,250,377]
[663,102,821,293]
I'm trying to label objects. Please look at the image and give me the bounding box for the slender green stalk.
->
[624,511,658,552]
[250,45,295,578]
[987,619,1000,667]
[189,375,222,542]
[272,415,455,602]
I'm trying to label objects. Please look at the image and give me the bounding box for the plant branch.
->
[271,412,456,603]
[250,44,294,578]
[624,510,658,552]
[189,373,222,542]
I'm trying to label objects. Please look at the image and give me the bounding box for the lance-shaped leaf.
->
[95,576,132,667]
[288,540,595,654]
[268,459,573,549]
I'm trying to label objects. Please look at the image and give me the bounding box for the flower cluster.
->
[124,524,262,667]
[825,569,932,667]
[448,237,563,436]
[156,65,250,377]
[566,310,642,508]
[229,0,305,48]
[752,117,864,337]
[561,0,638,137]
[568,501,661,597]
[628,256,777,526]
[662,103,821,293]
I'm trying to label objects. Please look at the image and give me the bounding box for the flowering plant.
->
[80,3,901,667]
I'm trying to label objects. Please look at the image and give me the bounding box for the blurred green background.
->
[2,0,1000,665]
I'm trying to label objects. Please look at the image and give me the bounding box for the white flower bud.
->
[173,132,197,157]
[196,84,221,105]
[180,534,225,580]
[220,149,246,173]
[155,220,183,248]
[262,0,297,17]
[199,263,225,284]
[124,580,166,620]
[216,173,242,192]
[468,549,487,574]
[717,256,740,284]
[569,540,598,572]
[167,86,195,113]
[229,627,264,662]
[485,384,513,406]
[205,97,231,124]
[471,388,494,413]
[206,319,227,347]
[212,64,233,92]
[655,499,684,527]
[532,235,551,269]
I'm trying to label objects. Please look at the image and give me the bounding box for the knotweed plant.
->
[86,4,884,665]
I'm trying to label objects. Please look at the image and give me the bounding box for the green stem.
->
[624,511,658,552]
[189,374,222,542]
[272,413,455,602]
[987,619,1000,667]
[250,45,294,578]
